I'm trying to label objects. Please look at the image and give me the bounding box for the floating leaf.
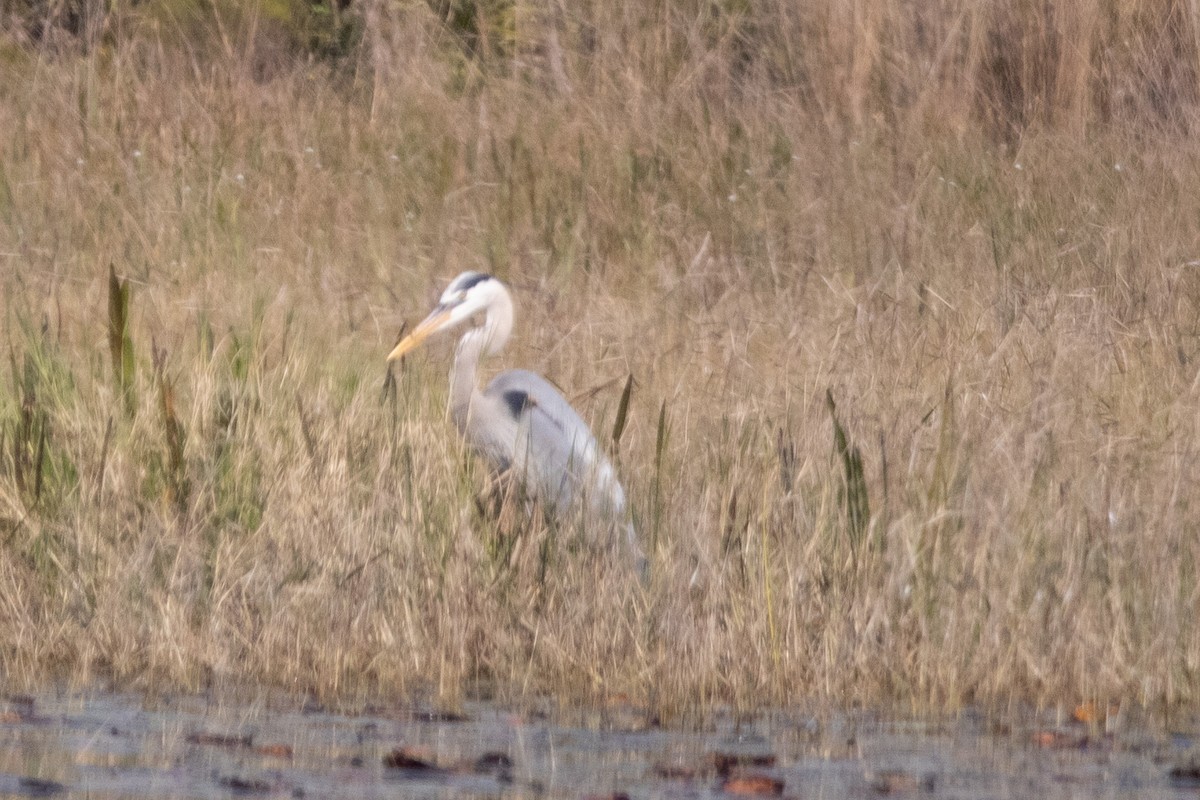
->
[383,745,445,773]
[721,775,784,796]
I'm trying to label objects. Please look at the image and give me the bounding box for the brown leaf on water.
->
[865,768,937,794]
[654,762,699,780]
[0,711,22,723]
[381,749,514,782]
[253,743,293,758]
[383,745,445,773]
[17,777,65,796]
[1168,757,1200,788]
[656,752,778,783]
[214,774,272,794]
[710,752,777,777]
[186,732,253,749]
[720,774,785,795]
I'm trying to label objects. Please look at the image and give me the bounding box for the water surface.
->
[1,691,1198,798]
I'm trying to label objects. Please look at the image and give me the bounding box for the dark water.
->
[1,691,1198,798]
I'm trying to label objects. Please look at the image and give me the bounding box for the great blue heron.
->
[387,272,644,567]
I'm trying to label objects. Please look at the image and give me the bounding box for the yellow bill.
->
[387,308,452,361]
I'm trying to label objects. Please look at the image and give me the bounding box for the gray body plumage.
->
[482,368,629,524]
[392,272,643,567]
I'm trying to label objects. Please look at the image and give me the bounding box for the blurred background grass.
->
[1,0,1200,716]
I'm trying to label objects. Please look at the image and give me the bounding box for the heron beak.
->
[387,307,453,361]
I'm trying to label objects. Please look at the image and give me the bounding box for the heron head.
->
[387,272,504,361]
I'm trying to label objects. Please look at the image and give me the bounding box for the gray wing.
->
[483,369,627,523]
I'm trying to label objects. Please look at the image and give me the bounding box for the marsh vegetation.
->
[1,1,1200,716]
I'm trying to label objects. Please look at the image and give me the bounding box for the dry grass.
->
[2,1,1200,717]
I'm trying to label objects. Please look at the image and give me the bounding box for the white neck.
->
[449,288,514,432]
